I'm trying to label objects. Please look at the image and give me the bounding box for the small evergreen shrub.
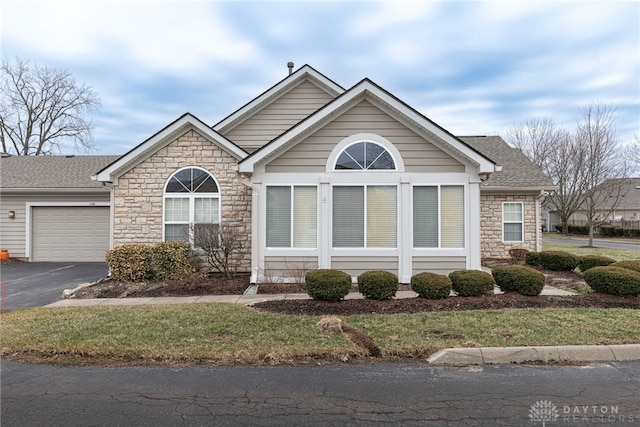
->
[610,260,640,273]
[599,225,615,237]
[538,251,579,271]
[583,266,640,297]
[151,241,202,280]
[411,272,451,299]
[492,265,546,296]
[577,255,616,272]
[448,270,495,297]
[358,270,399,300]
[508,248,529,262]
[525,251,541,266]
[106,244,154,282]
[305,269,352,302]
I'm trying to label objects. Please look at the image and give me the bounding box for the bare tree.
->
[505,117,557,174]
[0,57,101,155]
[575,103,629,246]
[629,133,640,175]
[191,222,247,278]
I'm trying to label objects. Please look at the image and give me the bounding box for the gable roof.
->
[0,155,118,192]
[593,177,640,210]
[238,78,496,174]
[461,136,557,190]
[95,113,247,184]
[213,64,345,135]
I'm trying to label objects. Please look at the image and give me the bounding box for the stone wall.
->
[113,129,252,271]
[480,193,540,259]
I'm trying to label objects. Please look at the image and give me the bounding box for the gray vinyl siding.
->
[331,256,398,278]
[224,80,336,153]
[412,256,467,275]
[0,192,110,259]
[263,256,318,281]
[265,100,465,173]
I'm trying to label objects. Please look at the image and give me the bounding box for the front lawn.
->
[1,304,638,366]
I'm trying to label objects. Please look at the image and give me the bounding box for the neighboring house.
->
[548,177,640,229]
[0,155,118,261]
[1,65,555,282]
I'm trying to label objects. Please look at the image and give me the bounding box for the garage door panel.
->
[32,206,109,262]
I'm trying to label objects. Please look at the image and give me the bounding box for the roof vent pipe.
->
[287,62,294,75]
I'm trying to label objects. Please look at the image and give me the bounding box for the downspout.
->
[237,172,260,284]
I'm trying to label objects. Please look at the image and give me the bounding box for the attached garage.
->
[31,206,110,262]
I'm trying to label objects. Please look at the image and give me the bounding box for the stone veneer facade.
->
[113,130,252,270]
[480,193,541,259]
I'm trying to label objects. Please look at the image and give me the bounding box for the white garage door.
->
[32,206,110,262]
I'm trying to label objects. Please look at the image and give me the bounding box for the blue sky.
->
[2,0,638,155]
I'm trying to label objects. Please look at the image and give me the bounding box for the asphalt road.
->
[544,236,640,251]
[2,361,639,426]
[0,262,108,312]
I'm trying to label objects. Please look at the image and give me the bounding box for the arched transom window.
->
[163,167,220,243]
[335,141,396,170]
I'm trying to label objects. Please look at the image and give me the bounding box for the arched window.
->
[335,141,396,170]
[163,167,220,243]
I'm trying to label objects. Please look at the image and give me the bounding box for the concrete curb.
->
[427,344,640,366]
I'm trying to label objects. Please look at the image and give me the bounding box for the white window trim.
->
[502,201,524,243]
[326,133,405,173]
[265,184,319,250]
[162,166,221,244]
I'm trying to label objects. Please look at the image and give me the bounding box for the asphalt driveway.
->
[0,262,108,312]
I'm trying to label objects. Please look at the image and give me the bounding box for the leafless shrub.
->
[191,222,246,278]
[508,248,529,262]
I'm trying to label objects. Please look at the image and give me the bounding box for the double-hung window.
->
[266,186,317,248]
[332,185,397,248]
[503,202,524,242]
[164,167,220,244]
[413,185,465,248]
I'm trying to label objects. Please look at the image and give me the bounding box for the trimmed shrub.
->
[508,248,529,262]
[599,225,615,237]
[305,269,352,302]
[358,270,399,300]
[106,244,154,282]
[610,260,640,274]
[583,266,640,297]
[150,241,202,280]
[525,251,541,266]
[411,272,451,299]
[577,255,616,272]
[492,265,546,296]
[448,270,495,297]
[538,251,579,271]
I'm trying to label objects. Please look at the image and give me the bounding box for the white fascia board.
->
[239,80,496,174]
[95,114,247,183]
[214,65,345,133]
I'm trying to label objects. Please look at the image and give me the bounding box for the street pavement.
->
[544,236,640,251]
[2,360,639,426]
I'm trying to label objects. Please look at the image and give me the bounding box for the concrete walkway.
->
[43,284,640,366]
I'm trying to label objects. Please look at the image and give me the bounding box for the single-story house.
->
[0,64,555,282]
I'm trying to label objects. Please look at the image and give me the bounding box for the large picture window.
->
[413,185,464,248]
[266,186,317,248]
[503,202,524,242]
[332,185,397,248]
[163,167,220,244]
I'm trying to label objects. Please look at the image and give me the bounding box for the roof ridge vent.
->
[65,154,75,158]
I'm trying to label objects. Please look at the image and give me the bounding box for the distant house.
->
[0,65,555,282]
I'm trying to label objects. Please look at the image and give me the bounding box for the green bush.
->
[610,260,640,273]
[492,265,546,296]
[358,270,399,300]
[448,270,495,297]
[577,255,616,272]
[106,244,154,282]
[583,266,640,297]
[150,241,202,280]
[525,251,541,266]
[305,269,352,302]
[410,272,451,299]
[538,251,579,271]
[599,225,615,237]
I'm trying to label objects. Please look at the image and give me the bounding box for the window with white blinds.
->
[413,185,464,248]
[332,185,397,248]
[503,202,524,242]
[266,186,317,248]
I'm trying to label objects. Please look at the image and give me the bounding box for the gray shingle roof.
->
[0,155,119,189]
[460,136,556,189]
[597,177,640,210]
